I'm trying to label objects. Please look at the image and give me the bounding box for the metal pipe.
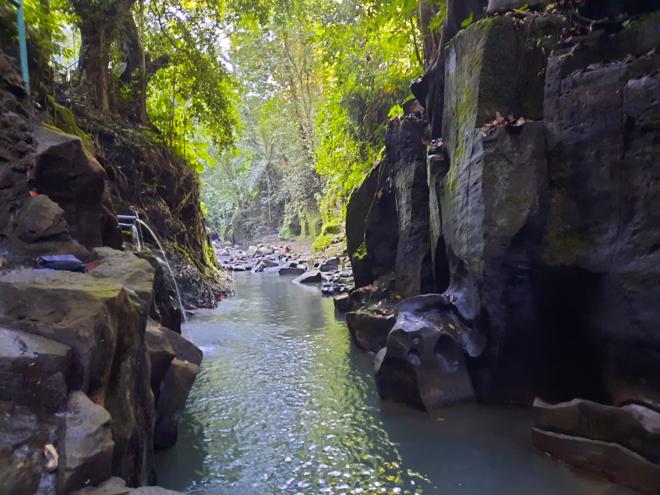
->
[10,0,30,95]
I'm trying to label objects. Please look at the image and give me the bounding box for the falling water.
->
[135,219,188,327]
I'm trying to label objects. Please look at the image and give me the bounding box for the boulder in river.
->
[293,270,322,284]
[145,321,176,400]
[154,358,200,449]
[375,294,485,411]
[345,306,396,352]
[532,398,660,494]
[318,257,340,273]
[279,267,305,276]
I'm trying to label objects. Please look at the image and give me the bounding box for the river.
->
[156,271,630,495]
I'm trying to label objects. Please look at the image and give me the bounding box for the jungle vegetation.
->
[3,0,443,249]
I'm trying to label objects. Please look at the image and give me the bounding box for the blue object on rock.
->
[36,254,86,273]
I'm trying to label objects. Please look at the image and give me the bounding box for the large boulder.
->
[14,194,69,243]
[533,398,660,493]
[90,247,156,308]
[375,295,485,411]
[58,391,115,494]
[533,398,660,463]
[345,306,396,352]
[145,321,176,400]
[32,126,118,249]
[154,358,200,449]
[0,268,155,486]
[0,327,72,412]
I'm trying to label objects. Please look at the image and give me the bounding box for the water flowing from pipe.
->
[135,219,188,331]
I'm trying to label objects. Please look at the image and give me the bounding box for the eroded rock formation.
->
[346,2,660,490]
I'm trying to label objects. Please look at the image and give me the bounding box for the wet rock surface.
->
[375,295,485,411]
[533,398,660,494]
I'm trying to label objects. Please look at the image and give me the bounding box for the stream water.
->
[156,271,630,495]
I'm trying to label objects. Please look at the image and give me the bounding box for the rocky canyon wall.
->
[344,2,660,491]
[0,52,201,494]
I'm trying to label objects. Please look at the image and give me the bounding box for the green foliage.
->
[460,12,475,29]
[312,233,333,252]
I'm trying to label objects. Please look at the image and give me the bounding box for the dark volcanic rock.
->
[33,126,119,249]
[532,428,660,494]
[145,322,176,400]
[318,257,340,272]
[387,117,434,298]
[346,160,398,287]
[533,398,660,464]
[543,47,660,406]
[345,306,396,352]
[58,391,114,494]
[14,194,69,243]
[279,267,305,276]
[0,268,155,486]
[159,325,203,367]
[333,293,351,313]
[375,295,485,411]
[154,358,200,449]
[293,270,322,284]
[0,327,72,413]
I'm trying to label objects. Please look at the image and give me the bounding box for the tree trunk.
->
[78,23,111,112]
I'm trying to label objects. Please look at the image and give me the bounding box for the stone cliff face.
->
[0,54,201,494]
[345,1,660,491]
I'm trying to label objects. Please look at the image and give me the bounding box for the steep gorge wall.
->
[345,3,660,489]
[348,0,660,408]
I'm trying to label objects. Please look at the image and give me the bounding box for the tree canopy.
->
[16,0,440,248]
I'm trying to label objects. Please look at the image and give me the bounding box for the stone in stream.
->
[279,267,305,276]
[58,391,115,494]
[154,358,200,449]
[252,259,278,273]
[345,306,396,352]
[533,398,660,466]
[0,327,72,412]
[375,294,486,411]
[293,270,322,284]
[159,324,203,367]
[333,293,351,313]
[319,257,340,273]
[532,428,660,494]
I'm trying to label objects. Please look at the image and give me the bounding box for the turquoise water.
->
[156,272,630,495]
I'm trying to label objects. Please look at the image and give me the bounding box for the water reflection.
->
[156,272,630,495]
